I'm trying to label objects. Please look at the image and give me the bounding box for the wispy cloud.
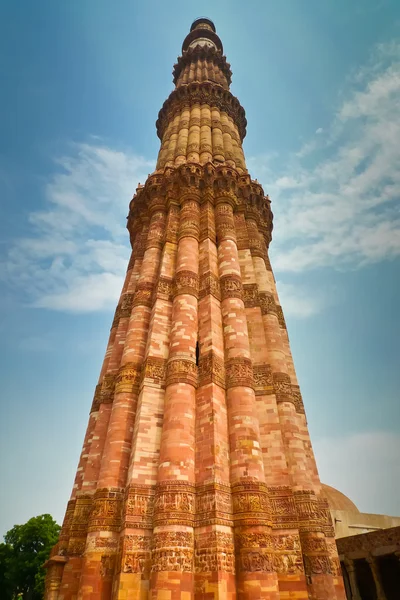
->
[250,41,400,273]
[314,430,400,516]
[2,142,154,312]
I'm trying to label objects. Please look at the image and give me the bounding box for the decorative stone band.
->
[199,272,221,301]
[155,276,173,302]
[90,383,102,412]
[124,484,155,530]
[173,44,232,86]
[199,201,216,242]
[253,363,273,396]
[268,486,299,530]
[142,357,167,389]
[292,385,305,413]
[132,281,155,309]
[112,293,135,329]
[220,274,243,301]
[58,499,76,550]
[243,283,260,308]
[88,487,123,533]
[115,362,142,394]
[166,357,198,387]
[195,482,233,527]
[273,533,304,574]
[198,350,225,389]
[100,373,116,404]
[273,372,293,404]
[156,81,247,141]
[259,291,278,316]
[68,495,93,555]
[294,491,335,537]
[153,481,196,527]
[300,533,333,576]
[179,198,200,241]
[231,481,272,527]
[195,531,235,573]
[151,531,194,573]
[276,305,287,329]
[173,270,199,298]
[225,356,254,389]
[122,533,152,574]
[235,531,274,573]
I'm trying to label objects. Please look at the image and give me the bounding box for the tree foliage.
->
[0,514,60,600]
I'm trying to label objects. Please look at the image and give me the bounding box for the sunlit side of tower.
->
[45,18,346,600]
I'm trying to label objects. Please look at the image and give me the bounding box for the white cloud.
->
[2,142,154,312]
[275,280,327,318]
[250,41,400,273]
[314,431,400,517]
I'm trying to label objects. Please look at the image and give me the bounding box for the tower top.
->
[190,17,216,33]
[182,17,222,53]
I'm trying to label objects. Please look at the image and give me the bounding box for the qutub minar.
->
[45,18,346,600]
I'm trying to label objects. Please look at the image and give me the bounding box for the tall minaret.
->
[45,18,345,600]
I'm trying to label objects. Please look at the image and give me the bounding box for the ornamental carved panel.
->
[156,277,173,301]
[120,293,134,319]
[122,534,152,573]
[174,270,199,298]
[142,357,167,387]
[253,363,273,395]
[225,357,254,389]
[199,272,221,301]
[259,291,277,316]
[220,274,243,301]
[198,350,225,388]
[151,531,194,572]
[88,488,123,532]
[196,482,232,527]
[269,486,298,530]
[166,358,198,387]
[154,482,195,526]
[195,531,235,573]
[243,283,259,308]
[273,372,293,404]
[115,362,142,394]
[124,485,155,529]
[231,482,271,526]
[100,373,116,404]
[132,282,155,308]
[69,495,93,537]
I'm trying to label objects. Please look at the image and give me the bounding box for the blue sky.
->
[1,0,400,536]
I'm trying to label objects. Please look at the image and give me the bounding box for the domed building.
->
[321,483,400,600]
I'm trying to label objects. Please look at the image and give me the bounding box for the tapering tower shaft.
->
[45,18,345,600]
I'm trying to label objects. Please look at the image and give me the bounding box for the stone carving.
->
[225,357,253,389]
[86,535,119,554]
[132,282,155,308]
[88,488,123,533]
[294,491,333,534]
[197,350,225,388]
[243,283,260,308]
[151,531,194,572]
[220,274,243,300]
[100,555,115,579]
[199,272,221,301]
[179,199,200,241]
[231,482,271,526]
[69,495,93,537]
[173,45,232,87]
[166,358,198,387]
[115,362,142,394]
[119,293,134,319]
[122,534,152,573]
[268,487,298,530]
[156,276,173,301]
[142,357,167,387]
[304,554,332,575]
[100,373,116,404]
[237,549,274,573]
[259,291,277,316]
[196,482,233,527]
[253,363,273,395]
[154,481,195,526]
[124,485,155,529]
[195,531,235,573]
[273,372,293,404]
[174,270,199,298]
[292,384,305,413]
[90,383,102,413]
[276,305,287,329]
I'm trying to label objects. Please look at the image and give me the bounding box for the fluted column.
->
[116,199,178,599]
[77,206,164,600]
[194,192,235,600]
[214,194,279,600]
[149,193,200,600]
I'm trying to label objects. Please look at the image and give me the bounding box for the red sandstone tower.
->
[45,18,345,600]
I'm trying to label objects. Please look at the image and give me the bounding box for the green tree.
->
[1,514,60,600]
